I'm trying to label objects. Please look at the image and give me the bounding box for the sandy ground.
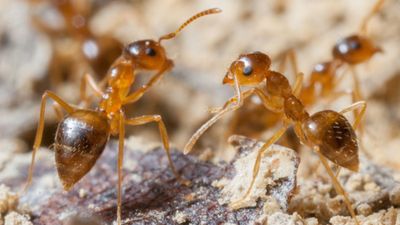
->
[0,0,400,224]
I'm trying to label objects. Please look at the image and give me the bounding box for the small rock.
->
[215,135,299,210]
[4,212,32,225]
[266,212,305,225]
[356,203,372,216]
[173,211,188,224]
[389,185,400,206]
[0,185,18,214]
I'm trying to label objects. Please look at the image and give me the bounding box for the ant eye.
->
[243,65,253,76]
[145,48,157,57]
[350,40,361,50]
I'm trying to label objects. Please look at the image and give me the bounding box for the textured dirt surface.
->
[2,136,400,224]
[1,0,400,224]
[0,137,299,225]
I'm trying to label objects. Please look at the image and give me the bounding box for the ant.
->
[183,52,366,224]
[219,49,300,146]
[222,0,384,149]
[30,0,122,86]
[299,0,384,106]
[22,8,221,225]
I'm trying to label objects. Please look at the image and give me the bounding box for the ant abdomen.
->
[302,110,359,171]
[54,110,110,190]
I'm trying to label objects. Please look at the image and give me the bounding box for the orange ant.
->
[183,52,366,224]
[30,0,122,86]
[220,49,299,147]
[223,0,384,148]
[299,0,384,106]
[22,8,221,225]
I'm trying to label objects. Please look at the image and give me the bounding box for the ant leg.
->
[80,72,104,106]
[360,0,385,35]
[223,109,242,140]
[339,100,367,131]
[52,102,64,121]
[253,88,284,113]
[278,49,299,76]
[184,89,259,154]
[23,91,74,193]
[190,88,283,155]
[332,67,348,89]
[185,106,235,154]
[98,75,110,90]
[116,110,125,225]
[350,67,363,102]
[125,115,190,185]
[339,100,371,158]
[292,72,304,97]
[123,61,173,105]
[348,69,366,135]
[229,123,289,209]
[208,89,257,114]
[316,150,360,225]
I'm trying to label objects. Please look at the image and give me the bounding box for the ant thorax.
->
[283,95,309,122]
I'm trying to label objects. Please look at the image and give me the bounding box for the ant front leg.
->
[23,91,74,193]
[122,61,173,105]
[292,72,304,97]
[80,72,104,106]
[210,88,283,114]
[187,88,284,155]
[208,89,256,114]
[125,114,190,186]
[184,89,259,154]
[315,149,360,225]
[229,122,289,209]
[278,49,299,77]
[116,110,125,225]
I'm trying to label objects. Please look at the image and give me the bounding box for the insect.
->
[183,52,366,224]
[221,0,384,150]
[218,49,299,148]
[299,0,384,106]
[30,0,122,86]
[22,8,221,225]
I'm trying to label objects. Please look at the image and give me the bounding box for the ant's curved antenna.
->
[159,8,222,42]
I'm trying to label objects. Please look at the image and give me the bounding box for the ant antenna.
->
[360,0,385,35]
[159,8,222,42]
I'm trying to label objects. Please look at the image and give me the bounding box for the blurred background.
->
[0,0,400,185]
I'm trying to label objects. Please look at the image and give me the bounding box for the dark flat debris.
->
[10,141,264,225]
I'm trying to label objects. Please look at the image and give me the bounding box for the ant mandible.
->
[184,52,366,224]
[22,8,221,225]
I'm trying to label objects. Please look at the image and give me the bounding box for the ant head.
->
[123,8,221,71]
[123,40,169,70]
[332,35,382,65]
[223,52,271,86]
